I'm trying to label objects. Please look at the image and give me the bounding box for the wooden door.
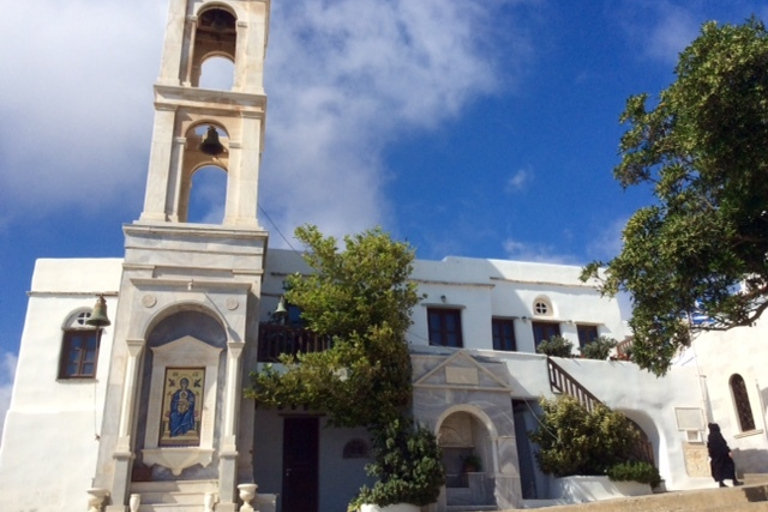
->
[281,417,319,512]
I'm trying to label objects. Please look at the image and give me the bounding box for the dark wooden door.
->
[281,417,319,512]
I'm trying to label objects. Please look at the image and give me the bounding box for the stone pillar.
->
[140,105,177,222]
[167,136,187,222]
[234,112,262,226]
[157,0,190,86]
[218,342,244,510]
[233,20,249,92]
[109,339,146,509]
[181,16,198,87]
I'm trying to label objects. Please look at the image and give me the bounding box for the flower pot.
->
[360,503,421,512]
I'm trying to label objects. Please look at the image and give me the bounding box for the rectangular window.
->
[577,325,599,348]
[428,308,463,347]
[532,321,560,348]
[59,330,100,378]
[492,318,517,351]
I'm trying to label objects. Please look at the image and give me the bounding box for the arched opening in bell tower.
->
[189,6,237,88]
[199,55,235,90]
[187,165,227,224]
[179,123,230,223]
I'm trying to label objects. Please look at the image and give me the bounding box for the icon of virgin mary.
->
[169,377,196,437]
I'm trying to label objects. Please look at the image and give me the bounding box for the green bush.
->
[607,461,662,488]
[528,396,639,477]
[536,335,574,358]
[580,336,618,360]
[350,418,446,510]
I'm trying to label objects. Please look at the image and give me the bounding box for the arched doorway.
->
[438,409,495,508]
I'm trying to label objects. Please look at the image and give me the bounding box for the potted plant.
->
[350,418,446,512]
[462,453,482,473]
[536,335,574,358]
[580,336,618,360]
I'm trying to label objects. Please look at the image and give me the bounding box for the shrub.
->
[607,461,662,488]
[528,396,639,477]
[580,336,618,360]
[536,335,574,358]
[350,418,446,510]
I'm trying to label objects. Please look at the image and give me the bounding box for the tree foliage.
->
[247,225,421,427]
[528,396,640,477]
[350,418,446,510]
[582,18,768,375]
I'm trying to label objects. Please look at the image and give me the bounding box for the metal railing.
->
[257,323,333,363]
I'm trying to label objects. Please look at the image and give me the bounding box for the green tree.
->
[528,396,639,477]
[247,225,421,427]
[248,226,444,509]
[350,418,446,510]
[582,18,768,375]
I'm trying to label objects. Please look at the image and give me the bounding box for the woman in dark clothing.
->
[707,423,742,487]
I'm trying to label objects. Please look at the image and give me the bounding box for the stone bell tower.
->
[93,1,270,511]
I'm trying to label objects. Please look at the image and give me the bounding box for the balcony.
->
[257,323,333,363]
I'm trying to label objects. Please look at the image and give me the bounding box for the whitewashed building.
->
[1,1,767,511]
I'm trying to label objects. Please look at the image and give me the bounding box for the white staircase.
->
[129,480,218,512]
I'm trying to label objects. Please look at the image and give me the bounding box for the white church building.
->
[1,1,767,511]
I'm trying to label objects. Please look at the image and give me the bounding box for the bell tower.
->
[93,2,270,511]
[140,0,268,226]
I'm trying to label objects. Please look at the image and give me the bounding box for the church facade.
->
[1,1,767,511]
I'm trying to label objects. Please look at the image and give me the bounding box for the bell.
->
[274,296,288,316]
[199,126,224,156]
[86,295,111,328]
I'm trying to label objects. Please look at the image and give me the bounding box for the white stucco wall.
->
[411,256,625,353]
[0,258,122,512]
[677,321,768,474]
[552,356,707,490]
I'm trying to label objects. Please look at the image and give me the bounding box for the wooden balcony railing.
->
[546,357,655,465]
[616,337,633,358]
[257,323,333,363]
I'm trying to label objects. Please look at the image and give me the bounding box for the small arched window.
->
[58,309,101,379]
[533,297,553,317]
[730,374,756,432]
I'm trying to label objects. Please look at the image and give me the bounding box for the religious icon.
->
[160,367,205,446]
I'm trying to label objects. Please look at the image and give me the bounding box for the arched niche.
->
[135,309,227,480]
[619,408,661,466]
[437,408,495,494]
[189,6,237,87]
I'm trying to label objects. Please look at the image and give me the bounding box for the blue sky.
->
[1,0,767,418]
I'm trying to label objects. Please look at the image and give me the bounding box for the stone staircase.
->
[487,476,768,512]
[129,480,218,512]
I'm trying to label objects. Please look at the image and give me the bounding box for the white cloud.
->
[245,0,531,241]
[0,0,534,241]
[0,0,166,216]
[502,238,578,265]
[644,6,699,64]
[587,216,628,261]
[0,352,18,444]
[505,168,531,193]
[617,1,700,66]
